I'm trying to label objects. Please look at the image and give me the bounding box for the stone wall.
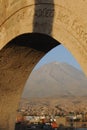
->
[0,0,87,129]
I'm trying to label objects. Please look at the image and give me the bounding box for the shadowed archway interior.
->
[7,33,59,52]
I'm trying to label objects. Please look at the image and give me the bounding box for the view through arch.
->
[15,45,87,130]
[0,33,59,130]
[0,1,87,130]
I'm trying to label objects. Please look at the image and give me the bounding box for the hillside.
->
[22,62,87,98]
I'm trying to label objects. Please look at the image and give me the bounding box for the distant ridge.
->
[22,62,87,98]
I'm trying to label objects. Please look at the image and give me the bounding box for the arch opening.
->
[0,1,87,130]
[16,44,87,130]
[0,33,60,130]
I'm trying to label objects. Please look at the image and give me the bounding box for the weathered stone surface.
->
[0,0,87,129]
[0,43,45,130]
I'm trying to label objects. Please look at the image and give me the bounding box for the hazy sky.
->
[34,45,82,71]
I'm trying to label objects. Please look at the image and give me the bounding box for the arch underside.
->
[0,0,87,130]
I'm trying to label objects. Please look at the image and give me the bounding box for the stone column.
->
[0,44,45,130]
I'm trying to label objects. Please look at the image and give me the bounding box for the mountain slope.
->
[22,62,87,98]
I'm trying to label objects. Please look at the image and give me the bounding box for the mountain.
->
[22,62,87,98]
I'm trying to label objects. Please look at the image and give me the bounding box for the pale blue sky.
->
[34,45,82,71]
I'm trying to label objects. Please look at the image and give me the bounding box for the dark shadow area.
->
[1,0,60,53]
[33,0,54,35]
[4,33,60,52]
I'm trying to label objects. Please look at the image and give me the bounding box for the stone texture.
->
[0,43,45,130]
[0,0,87,129]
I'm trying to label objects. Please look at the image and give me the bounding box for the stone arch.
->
[0,0,87,73]
[0,0,87,130]
[0,33,59,130]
